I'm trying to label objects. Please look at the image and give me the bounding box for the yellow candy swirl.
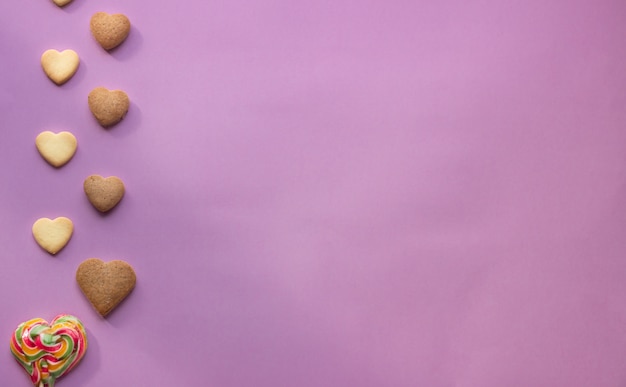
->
[10,314,88,387]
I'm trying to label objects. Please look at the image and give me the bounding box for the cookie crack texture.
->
[76,258,137,317]
[83,174,125,212]
[90,12,131,50]
[88,87,130,128]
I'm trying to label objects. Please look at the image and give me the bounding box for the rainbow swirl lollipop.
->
[10,314,88,387]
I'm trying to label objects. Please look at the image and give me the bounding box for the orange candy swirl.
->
[10,314,88,387]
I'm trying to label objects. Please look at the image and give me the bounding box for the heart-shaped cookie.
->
[83,175,125,212]
[35,131,77,167]
[41,49,80,85]
[87,87,130,127]
[10,314,87,387]
[52,0,72,7]
[90,12,131,50]
[32,217,74,255]
[76,258,136,317]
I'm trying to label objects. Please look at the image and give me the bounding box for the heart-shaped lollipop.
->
[10,314,88,387]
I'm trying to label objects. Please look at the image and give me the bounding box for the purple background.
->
[1,0,626,386]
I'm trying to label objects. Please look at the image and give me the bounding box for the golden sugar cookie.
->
[52,0,73,7]
[35,131,77,167]
[32,217,74,254]
[41,49,79,85]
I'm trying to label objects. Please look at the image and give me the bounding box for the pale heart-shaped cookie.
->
[76,258,136,317]
[41,49,79,85]
[90,12,131,50]
[52,0,73,7]
[87,87,130,127]
[35,131,77,167]
[32,217,74,254]
[83,175,125,212]
[11,314,87,387]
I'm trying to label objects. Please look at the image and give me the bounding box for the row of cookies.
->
[35,10,135,316]
[11,6,139,387]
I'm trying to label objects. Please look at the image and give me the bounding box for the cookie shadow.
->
[60,0,87,13]
[86,196,126,219]
[59,57,88,92]
[109,26,143,61]
[100,278,139,327]
[112,100,141,137]
[62,327,100,385]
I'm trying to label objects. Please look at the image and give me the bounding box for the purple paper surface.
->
[2,1,626,386]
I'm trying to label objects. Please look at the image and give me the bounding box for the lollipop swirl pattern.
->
[10,314,88,387]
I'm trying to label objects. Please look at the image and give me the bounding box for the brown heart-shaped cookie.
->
[76,258,136,317]
[84,175,125,212]
[90,12,131,50]
[88,87,129,127]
